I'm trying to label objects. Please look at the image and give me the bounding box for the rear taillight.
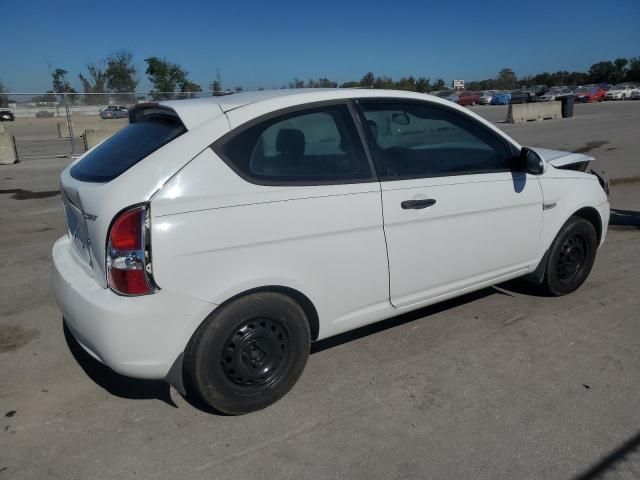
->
[106,204,156,296]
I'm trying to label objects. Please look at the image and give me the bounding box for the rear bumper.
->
[53,236,215,379]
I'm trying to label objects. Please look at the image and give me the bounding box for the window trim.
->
[212,100,378,187]
[353,98,520,182]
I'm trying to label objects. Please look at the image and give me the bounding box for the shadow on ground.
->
[63,321,177,408]
[574,431,640,479]
[63,289,509,414]
[311,287,509,354]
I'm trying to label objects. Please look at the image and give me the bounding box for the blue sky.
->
[1,0,639,92]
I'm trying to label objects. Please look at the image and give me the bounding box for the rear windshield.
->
[70,116,186,182]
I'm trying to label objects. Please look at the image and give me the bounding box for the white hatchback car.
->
[605,83,638,100]
[54,89,610,414]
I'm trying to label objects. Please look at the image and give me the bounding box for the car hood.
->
[530,147,595,168]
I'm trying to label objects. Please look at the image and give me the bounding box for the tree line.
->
[0,54,639,108]
[464,58,640,91]
[27,50,204,104]
[301,57,639,92]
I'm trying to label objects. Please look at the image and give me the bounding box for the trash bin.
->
[561,95,575,118]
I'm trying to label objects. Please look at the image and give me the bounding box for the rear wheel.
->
[183,292,310,415]
[541,216,598,296]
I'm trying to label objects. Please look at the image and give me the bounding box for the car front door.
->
[356,99,543,308]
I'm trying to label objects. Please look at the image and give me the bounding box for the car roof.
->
[153,88,519,149]
[157,88,474,129]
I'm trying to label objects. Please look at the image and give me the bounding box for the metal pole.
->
[63,92,75,155]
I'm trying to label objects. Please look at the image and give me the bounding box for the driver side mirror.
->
[512,147,545,175]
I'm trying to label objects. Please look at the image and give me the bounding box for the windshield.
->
[574,87,591,93]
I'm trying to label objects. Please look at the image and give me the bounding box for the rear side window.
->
[70,116,185,182]
[214,104,372,185]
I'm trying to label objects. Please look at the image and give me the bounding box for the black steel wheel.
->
[183,292,310,415]
[556,233,589,284]
[542,216,598,296]
[221,317,290,387]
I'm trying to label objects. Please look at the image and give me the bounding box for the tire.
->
[183,292,311,415]
[541,216,598,296]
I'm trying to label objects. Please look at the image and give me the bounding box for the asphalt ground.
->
[1,100,639,480]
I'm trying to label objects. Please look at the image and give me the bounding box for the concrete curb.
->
[506,101,562,123]
[0,132,17,164]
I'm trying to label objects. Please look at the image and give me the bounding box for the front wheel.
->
[541,216,598,296]
[183,292,311,414]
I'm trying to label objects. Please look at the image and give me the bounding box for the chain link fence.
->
[1,92,203,160]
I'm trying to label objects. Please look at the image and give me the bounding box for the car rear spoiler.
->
[128,103,183,124]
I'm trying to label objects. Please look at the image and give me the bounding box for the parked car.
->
[574,85,606,103]
[478,90,499,105]
[509,89,530,104]
[0,110,15,121]
[54,89,610,414]
[511,85,549,104]
[433,90,459,103]
[605,84,637,100]
[456,91,481,106]
[490,91,511,105]
[630,89,640,100]
[100,105,129,119]
[445,92,460,103]
[524,85,549,101]
[538,87,574,102]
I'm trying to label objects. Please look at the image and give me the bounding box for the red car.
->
[456,91,481,106]
[574,86,606,103]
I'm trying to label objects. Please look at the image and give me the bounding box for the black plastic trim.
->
[347,100,379,179]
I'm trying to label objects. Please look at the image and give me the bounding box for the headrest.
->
[366,119,378,138]
[276,128,305,158]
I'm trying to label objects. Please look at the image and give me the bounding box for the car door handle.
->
[401,199,436,210]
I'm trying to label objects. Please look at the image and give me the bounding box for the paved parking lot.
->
[1,101,639,479]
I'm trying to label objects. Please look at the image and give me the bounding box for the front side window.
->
[215,104,372,185]
[359,101,512,179]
